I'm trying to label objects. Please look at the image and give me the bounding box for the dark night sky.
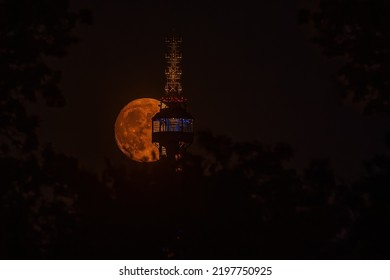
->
[33,0,389,180]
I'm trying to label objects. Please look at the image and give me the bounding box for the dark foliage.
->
[299,0,389,115]
[0,0,89,258]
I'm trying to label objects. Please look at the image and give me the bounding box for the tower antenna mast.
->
[163,36,186,103]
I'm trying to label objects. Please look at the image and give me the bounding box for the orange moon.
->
[114,98,160,162]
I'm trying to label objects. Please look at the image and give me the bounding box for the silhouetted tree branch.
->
[299,0,389,114]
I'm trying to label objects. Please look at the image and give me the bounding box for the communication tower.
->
[152,36,194,170]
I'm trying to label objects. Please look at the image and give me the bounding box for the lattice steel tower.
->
[152,36,194,169]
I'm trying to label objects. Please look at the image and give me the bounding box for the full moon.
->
[114,98,160,162]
